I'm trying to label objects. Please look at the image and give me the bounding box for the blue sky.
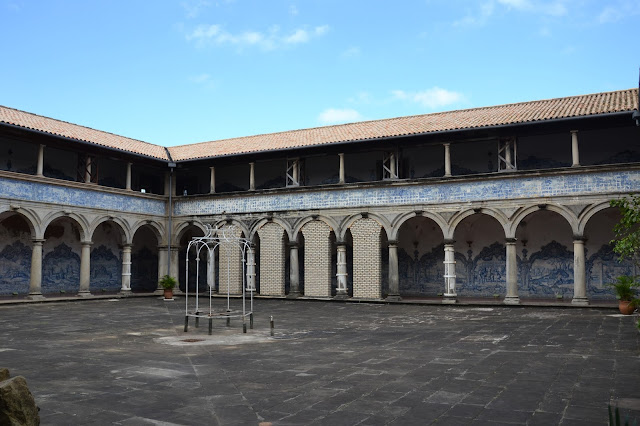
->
[1,0,638,147]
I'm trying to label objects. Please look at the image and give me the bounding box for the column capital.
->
[32,238,46,245]
[443,239,455,245]
[388,240,398,247]
[288,242,299,249]
[505,237,517,244]
[157,245,169,251]
[442,142,451,147]
[573,235,586,242]
[570,129,579,134]
[81,241,93,247]
[120,243,133,250]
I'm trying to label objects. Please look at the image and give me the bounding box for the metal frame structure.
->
[183,224,254,334]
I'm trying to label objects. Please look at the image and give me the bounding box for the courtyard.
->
[1,297,639,425]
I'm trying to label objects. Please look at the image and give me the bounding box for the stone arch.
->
[448,208,508,241]
[212,219,250,240]
[131,223,161,292]
[89,219,127,293]
[174,220,207,247]
[514,207,575,299]
[452,212,507,297]
[249,217,292,241]
[339,212,390,241]
[89,216,129,243]
[577,201,615,236]
[0,210,38,295]
[0,208,39,239]
[41,211,89,242]
[390,211,447,241]
[256,221,287,296]
[508,204,578,238]
[131,220,165,246]
[396,215,445,297]
[42,214,86,294]
[177,223,206,293]
[292,215,338,240]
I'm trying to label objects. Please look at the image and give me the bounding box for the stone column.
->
[209,166,216,194]
[504,238,520,304]
[387,240,401,301]
[443,240,456,303]
[571,130,580,167]
[288,243,300,298]
[126,163,132,190]
[157,245,168,293]
[572,237,588,305]
[169,246,181,294]
[249,162,255,191]
[443,143,452,177]
[335,243,349,298]
[246,244,256,292]
[338,153,345,184]
[207,248,216,293]
[120,244,132,294]
[28,239,45,300]
[36,145,45,177]
[389,152,397,179]
[78,241,92,297]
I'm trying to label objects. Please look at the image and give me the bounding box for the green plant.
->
[159,275,177,290]
[611,196,640,264]
[608,276,639,301]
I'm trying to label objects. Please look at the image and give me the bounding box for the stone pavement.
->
[0,298,639,425]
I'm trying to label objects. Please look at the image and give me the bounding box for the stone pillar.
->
[351,218,382,299]
[335,243,349,298]
[504,238,520,304]
[207,248,216,293]
[28,239,45,300]
[443,143,451,177]
[78,241,92,297]
[572,237,588,305]
[288,242,300,298]
[246,244,256,292]
[169,246,181,294]
[443,240,456,303]
[249,162,255,191]
[389,152,397,179]
[387,240,401,301]
[84,156,91,183]
[157,245,168,293]
[338,153,345,184]
[120,244,132,294]
[209,166,216,194]
[36,145,45,177]
[571,130,580,167]
[125,162,132,190]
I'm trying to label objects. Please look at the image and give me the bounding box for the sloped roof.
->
[1,88,638,163]
[169,88,639,161]
[0,106,169,160]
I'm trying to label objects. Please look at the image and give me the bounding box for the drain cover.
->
[181,338,205,343]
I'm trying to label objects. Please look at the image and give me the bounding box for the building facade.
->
[1,88,639,304]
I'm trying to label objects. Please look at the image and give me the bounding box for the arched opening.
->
[257,222,287,296]
[178,226,206,293]
[43,217,82,294]
[0,212,34,295]
[584,207,632,300]
[90,221,124,293]
[453,213,506,297]
[515,210,574,299]
[397,216,444,297]
[349,218,382,299]
[131,225,159,292]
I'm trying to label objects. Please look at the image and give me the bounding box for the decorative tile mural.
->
[0,241,31,295]
[518,241,574,297]
[175,170,640,215]
[0,176,165,215]
[42,243,80,293]
[90,244,121,291]
[586,244,634,300]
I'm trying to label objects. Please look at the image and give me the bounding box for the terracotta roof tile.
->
[0,106,169,160]
[169,88,639,161]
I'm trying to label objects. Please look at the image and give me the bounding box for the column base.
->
[154,288,164,296]
[442,295,457,304]
[503,296,520,305]
[77,291,92,298]
[334,291,349,300]
[571,297,589,306]
[173,288,184,295]
[119,289,133,297]
[386,294,402,302]
[286,291,300,299]
[27,293,45,301]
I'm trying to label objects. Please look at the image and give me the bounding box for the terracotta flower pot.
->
[619,300,635,315]
[164,289,173,300]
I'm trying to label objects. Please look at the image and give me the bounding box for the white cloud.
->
[318,108,364,124]
[392,87,466,109]
[454,0,567,27]
[598,1,640,23]
[185,24,329,50]
[181,0,211,19]
[341,46,361,58]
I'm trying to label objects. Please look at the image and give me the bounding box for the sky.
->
[0,0,638,147]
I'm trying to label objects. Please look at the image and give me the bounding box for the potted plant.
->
[159,275,177,300]
[608,275,639,315]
